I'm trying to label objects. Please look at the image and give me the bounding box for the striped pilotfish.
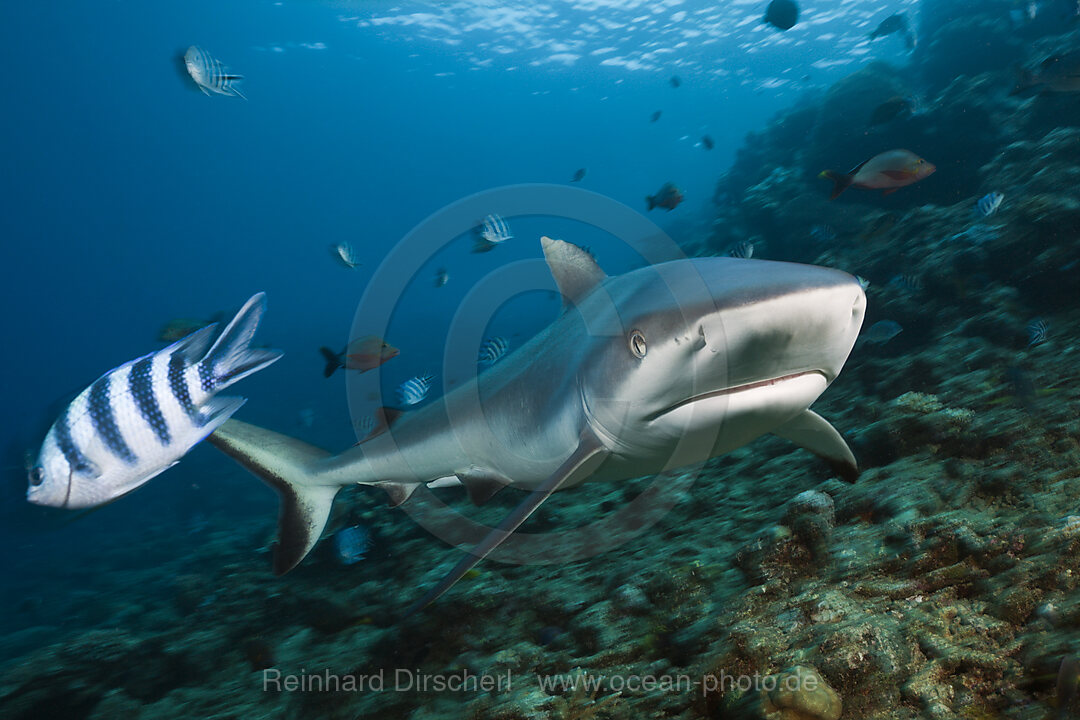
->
[27,294,281,509]
[472,214,513,253]
[726,241,754,259]
[477,336,510,368]
[975,191,1004,217]
[1028,318,1049,347]
[183,46,246,99]
[396,373,434,406]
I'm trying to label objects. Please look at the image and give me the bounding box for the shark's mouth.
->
[646,370,826,422]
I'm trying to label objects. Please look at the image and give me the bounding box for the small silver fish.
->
[726,241,754,259]
[434,268,449,287]
[478,337,510,368]
[354,414,375,437]
[810,224,837,243]
[1028,318,1049,347]
[856,275,871,291]
[397,373,434,406]
[975,192,1004,217]
[330,242,360,269]
[183,46,246,99]
[861,320,903,345]
[27,294,281,509]
[889,274,922,292]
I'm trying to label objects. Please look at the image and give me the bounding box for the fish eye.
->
[29,466,45,487]
[628,330,647,359]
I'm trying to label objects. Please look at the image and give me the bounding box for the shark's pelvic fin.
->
[209,419,338,574]
[772,409,859,483]
[403,432,609,619]
[378,481,418,508]
[455,469,513,506]
[541,236,608,306]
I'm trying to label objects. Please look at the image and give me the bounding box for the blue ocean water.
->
[1,0,904,562]
[14,0,1077,716]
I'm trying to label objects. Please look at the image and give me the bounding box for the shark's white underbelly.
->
[589,372,829,482]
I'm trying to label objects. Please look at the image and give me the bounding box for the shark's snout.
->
[582,261,866,464]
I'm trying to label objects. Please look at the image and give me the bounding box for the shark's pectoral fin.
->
[208,419,338,574]
[541,236,608,307]
[403,433,609,618]
[772,409,859,483]
[456,469,513,506]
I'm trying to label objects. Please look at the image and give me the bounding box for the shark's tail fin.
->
[209,419,338,575]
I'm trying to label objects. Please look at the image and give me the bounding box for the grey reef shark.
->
[209,237,867,616]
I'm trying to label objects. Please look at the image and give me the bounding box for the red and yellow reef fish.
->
[819,149,935,199]
[320,336,399,377]
[646,182,684,211]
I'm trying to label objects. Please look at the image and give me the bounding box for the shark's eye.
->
[29,466,45,487]
[628,330,647,359]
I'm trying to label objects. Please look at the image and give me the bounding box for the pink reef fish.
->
[320,336,399,377]
[819,149,936,200]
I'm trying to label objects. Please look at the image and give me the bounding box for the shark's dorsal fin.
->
[541,236,607,307]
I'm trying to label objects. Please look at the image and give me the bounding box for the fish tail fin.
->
[201,293,283,390]
[320,347,342,378]
[819,170,852,200]
[646,195,656,210]
[208,419,339,575]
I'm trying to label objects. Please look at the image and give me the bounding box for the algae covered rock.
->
[761,665,842,720]
[783,490,836,560]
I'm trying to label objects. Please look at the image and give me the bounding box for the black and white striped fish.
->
[1028,318,1049,347]
[477,336,510,368]
[183,46,246,99]
[27,294,281,509]
[726,241,754,259]
[472,214,513,253]
[975,191,1004,217]
[396,373,434,407]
